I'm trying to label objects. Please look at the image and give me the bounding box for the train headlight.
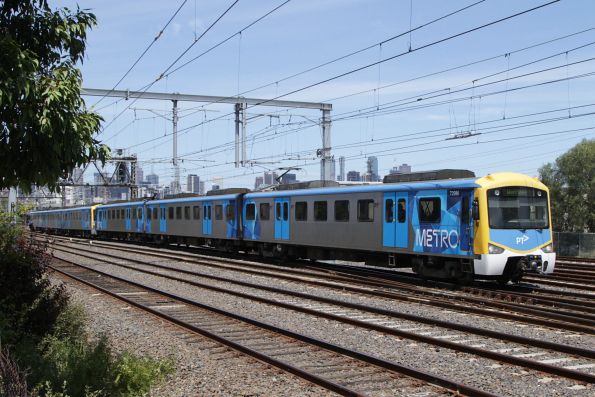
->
[542,243,554,253]
[488,244,505,254]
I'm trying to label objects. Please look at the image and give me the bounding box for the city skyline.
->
[51,0,594,190]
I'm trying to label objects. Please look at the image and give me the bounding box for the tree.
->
[539,139,595,232]
[0,0,108,193]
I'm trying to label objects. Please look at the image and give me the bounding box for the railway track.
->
[36,232,595,305]
[44,237,595,389]
[41,235,595,333]
[49,256,492,397]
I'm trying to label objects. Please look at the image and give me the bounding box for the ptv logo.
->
[516,234,529,245]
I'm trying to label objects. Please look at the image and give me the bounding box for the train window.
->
[161,208,166,220]
[193,206,200,220]
[397,199,406,223]
[334,200,349,222]
[132,208,137,219]
[107,210,111,220]
[276,203,282,220]
[203,205,209,219]
[207,206,211,220]
[115,210,119,220]
[385,199,394,223]
[146,208,151,220]
[260,203,270,220]
[283,202,289,221]
[120,209,125,219]
[461,196,469,224]
[419,197,441,223]
[184,206,190,220]
[357,199,374,222]
[314,201,327,221]
[168,207,174,220]
[137,208,142,219]
[153,208,158,220]
[176,207,182,220]
[215,205,223,220]
[246,203,256,221]
[295,202,307,221]
[226,204,235,221]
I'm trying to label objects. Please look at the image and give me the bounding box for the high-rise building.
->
[264,172,279,185]
[187,174,200,194]
[389,163,412,175]
[366,156,379,181]
[280,173,297,184]
[170,180,181,195]
[337,156,345,181]
[346,171,361,181]
[71,167,84,204]
[199,181,205,195]
[254,176,264,189]
[135,167,144,185]
[329,157,336,181]
[146,173,159,185]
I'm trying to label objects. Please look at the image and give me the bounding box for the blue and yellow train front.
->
[473,173,556,282]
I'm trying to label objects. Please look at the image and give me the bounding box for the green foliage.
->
[0,218,174,396]
[0,217,68,349]
[539,138,595,232]
[33,305,112,396]
[27,305,174,397]
[112,353,174,397]
[0,0,109,193]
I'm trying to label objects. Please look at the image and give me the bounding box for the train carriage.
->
[28,170,555,284]
[30,206,94,235]
[148,194,242,247]
[242,179,477,279]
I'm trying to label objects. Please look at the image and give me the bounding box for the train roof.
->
[137,193,241,206]
[30,206,93,214]
[245,178,480,199]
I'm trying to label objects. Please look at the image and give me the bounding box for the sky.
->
[55,0,595,190]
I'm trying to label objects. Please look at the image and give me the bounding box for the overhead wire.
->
[122,0,494,150]
[134,59,595,160]
[91,0,189,110]
[136,0,561,152]
[98,0,242,138]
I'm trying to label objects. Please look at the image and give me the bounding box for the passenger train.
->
[29,170,556,284]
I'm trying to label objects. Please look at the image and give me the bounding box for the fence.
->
[553,232,595,258]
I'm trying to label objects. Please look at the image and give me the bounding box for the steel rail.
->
[50,246,595,384]
[50,257,496,397]
[45,237,595,329]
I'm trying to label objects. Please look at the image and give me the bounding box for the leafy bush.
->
[0,211,68,352]
[0,216,175,396]
[112,353,174,397]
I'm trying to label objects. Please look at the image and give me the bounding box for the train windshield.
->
[488,187,549,229]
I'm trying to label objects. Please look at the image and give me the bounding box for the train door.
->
[125,208,131,231]
[243,199,257,240]
[98,209,106,231]
[145,206,152,233]
[274,198,290,240]
[224,200,237,238]
[383,192,408,248]
[137,206,144,233]
[202,202,212,235]
[459,191,473,252]
[159,205,167,233]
